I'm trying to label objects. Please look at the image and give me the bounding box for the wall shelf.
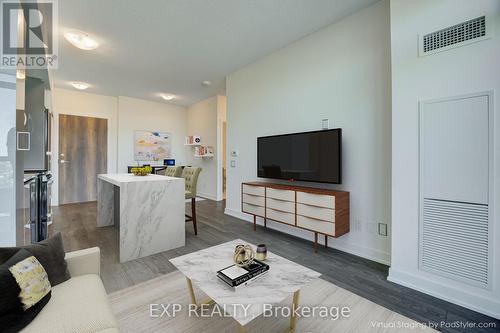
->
[185,135,201,145]
[194,146,214,158]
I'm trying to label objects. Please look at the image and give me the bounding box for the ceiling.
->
[55,0,379,106]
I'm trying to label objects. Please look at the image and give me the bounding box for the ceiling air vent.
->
[419,16,490,56]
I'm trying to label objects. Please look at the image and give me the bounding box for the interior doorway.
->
[58,114,107,205]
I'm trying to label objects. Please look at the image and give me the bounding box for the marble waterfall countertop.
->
[98,173,177,186]
[97,173,185,262]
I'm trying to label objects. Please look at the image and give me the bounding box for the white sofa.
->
[21,247,119,333]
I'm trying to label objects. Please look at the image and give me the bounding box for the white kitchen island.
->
[97,173,185,262]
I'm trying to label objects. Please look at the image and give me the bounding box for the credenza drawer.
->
[243,203,265,217]
[266,208,295,226]
[266,188,295,202]
[297,215,335,236]
[242,184,265,197]
[297,203,334,222]
[242,193,265,207]
[267,197,295,214]
[296,191,335,209]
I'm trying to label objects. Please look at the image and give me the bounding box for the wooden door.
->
[59,115,107,204]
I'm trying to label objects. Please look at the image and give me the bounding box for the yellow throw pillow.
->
[9,256,51,310]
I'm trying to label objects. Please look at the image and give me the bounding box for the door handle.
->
[60,159,70,164]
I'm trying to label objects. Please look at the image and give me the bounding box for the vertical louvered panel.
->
[421,198,489,287]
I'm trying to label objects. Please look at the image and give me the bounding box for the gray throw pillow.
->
[0,233,71,286]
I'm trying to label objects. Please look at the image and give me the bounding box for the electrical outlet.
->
[378,223,388,236]
[322,119,329,129]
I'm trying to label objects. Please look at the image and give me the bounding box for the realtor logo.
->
[1,0,58,69]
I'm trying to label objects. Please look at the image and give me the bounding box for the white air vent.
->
[421,199,489,288]
[419,16,490,56]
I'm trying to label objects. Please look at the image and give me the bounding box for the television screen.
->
[257,129,341,184]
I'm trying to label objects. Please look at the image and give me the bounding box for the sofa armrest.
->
[65,247,101,277]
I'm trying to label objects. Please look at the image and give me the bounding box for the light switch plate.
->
[230,160,236,167]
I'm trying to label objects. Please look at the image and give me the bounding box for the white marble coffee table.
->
[170,239,321,332]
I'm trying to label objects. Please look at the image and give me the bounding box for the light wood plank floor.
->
[51,200,499,333]
[109,270,437,333]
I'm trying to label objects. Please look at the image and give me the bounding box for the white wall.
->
[185,96,219,200]
[225,0,391,264]
[389,0,500,318]
[52,88,119,205]
[184,94,226,201]
[52,91,189,204]
[117,96,187,172]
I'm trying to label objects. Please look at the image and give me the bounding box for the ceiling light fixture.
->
[161,94,175,101]
[201,80,211,87]
[16,70,26,80]
[71,81,90,90]
[64,30,99,50]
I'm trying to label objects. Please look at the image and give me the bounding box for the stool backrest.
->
[165,166,182,177]
[182,167,202,196]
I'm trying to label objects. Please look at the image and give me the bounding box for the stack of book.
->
[217,260,269,290]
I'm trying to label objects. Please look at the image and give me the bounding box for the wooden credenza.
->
[241,182,350,252]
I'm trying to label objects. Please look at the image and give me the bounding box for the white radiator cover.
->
[419,92,492,289]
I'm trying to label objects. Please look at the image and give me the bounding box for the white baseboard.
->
[388,267,500,319]
[224,208,391,265]
[197,192,217,201]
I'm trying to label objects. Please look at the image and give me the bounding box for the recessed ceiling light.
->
[201,80,211,87]
[64,30,99,50]
[71,81,90,90]
[161,94,175,101]
[16,70,25,80]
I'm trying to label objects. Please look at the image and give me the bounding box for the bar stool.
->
[182,167,202,235]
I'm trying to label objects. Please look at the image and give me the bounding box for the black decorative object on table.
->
[217,259,270,289]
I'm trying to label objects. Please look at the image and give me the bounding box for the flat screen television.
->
[257,129,342,184]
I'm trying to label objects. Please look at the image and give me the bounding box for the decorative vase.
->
[256,244,267,261]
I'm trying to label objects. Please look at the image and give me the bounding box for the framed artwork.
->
[134,131,172,161]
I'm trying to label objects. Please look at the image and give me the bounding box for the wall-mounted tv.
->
[257,129,342,184]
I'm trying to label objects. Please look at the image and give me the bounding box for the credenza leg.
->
[264,218,267,228]
[325,234,328,248]
[253,215,256,231]
[314,232,318,253]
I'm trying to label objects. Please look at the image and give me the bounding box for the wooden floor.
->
[51,200,499,333]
